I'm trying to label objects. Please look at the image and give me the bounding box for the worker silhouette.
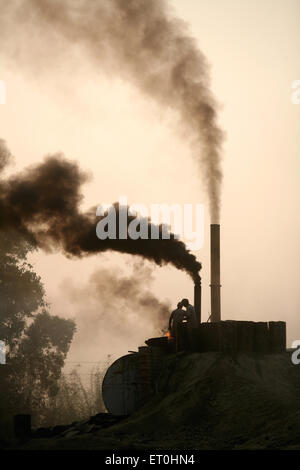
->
[169,301,185,341]
[181,298,197,328]
[180,298,197,350]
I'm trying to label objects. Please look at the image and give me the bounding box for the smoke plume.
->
[1,0,223,222]
[66,263,170,335]
[58,262,171,360]
[0,141,201,281]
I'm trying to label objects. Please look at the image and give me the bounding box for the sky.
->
[0,0,299,371]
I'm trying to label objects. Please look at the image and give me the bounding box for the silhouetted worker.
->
[169,301,185,340]
[181,298,197,350]
[181,298,197,328]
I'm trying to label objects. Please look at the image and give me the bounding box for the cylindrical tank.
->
[102,352,152,416]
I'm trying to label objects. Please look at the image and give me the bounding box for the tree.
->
[8,311,76,422]
[0,230,76,433]
[0,230,45,353]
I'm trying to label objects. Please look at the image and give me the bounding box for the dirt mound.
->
[9,351,300,450]
[102,351,300,449]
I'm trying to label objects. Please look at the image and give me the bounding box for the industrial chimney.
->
[194,279,201,325]
[210,224,221,322]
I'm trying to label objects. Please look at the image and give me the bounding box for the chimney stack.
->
[194,279,201,325]
[210,224,221,322]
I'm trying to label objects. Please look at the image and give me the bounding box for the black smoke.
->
[0,141,201,281]
[1,0,224,222]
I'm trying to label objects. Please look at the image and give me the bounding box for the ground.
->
[3,351,300,450]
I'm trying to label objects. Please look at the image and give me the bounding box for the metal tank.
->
[102,338,170,415]
[102,351,152,415]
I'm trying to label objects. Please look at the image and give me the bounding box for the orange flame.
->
[165,331,172,340]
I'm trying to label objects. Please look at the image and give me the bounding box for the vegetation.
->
[0,230,76,437]
[43,366,107,427]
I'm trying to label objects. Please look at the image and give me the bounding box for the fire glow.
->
[165,331,172,340]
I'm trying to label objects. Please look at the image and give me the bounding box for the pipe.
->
[194,279,201,325]
[210,224,221,322]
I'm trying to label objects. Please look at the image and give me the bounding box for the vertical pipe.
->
[194,278,201,325]
[210,224,221,322]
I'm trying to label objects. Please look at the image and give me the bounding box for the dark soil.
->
[4,351,300,450]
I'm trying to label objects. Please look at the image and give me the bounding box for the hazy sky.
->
[0,0,299,368]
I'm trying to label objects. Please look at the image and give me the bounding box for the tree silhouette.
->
[0,230,75,432]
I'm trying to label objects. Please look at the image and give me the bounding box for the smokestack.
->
[210,224,221,322]
[194,279,201,325]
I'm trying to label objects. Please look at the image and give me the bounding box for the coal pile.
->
[9,350,300,450]
[31,413,127,440]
